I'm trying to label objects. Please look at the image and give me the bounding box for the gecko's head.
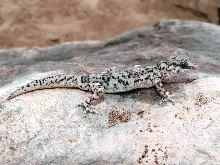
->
[158,55,199,71]
[167,55,199,70]
[159,55,199,83]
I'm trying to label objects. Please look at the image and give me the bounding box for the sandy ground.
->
[0,0,219,48]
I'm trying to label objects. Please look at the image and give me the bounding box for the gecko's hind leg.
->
[79,83,105,113]
[155,82,174,103]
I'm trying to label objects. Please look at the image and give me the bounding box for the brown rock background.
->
[0,0,219,48]
[1,19,220,165]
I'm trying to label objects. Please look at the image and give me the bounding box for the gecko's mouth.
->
[163,68,199,83]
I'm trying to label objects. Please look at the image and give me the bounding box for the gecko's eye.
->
[179,62,189,69]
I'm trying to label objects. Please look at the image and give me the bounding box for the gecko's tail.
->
[7,74,80,100]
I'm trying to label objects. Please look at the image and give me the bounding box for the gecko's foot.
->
[77,104,97,114]
[84,107,97,114]
[161,92,175,104]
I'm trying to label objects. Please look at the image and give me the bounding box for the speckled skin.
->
[7,55,198,113]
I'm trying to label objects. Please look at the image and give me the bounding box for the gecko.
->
[7,55,198,113]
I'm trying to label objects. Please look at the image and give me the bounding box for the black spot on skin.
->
[81,76,86,83]
[58,78,65,83]
[145,68,153,73]
[104,81,109,87]
[122,74,126,78]
[72,77,77,83]
[118,79,122,83]
[26,84,30,87]
[86,77,90,82]
[153,72,157,77]
[122,81,129,86]
[134,79,142,83]
[111,76,116,79]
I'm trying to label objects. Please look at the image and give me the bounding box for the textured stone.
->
[0,0,219,48]
[0,20,220,164]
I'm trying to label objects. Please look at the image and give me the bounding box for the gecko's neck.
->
[156,61,180,79]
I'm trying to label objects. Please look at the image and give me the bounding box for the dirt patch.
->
[0,0,219,48]
[108,107,131,127]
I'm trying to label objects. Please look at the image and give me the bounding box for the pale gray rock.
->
[0,20,220,164]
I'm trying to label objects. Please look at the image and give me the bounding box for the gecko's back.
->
[89,66,162,93]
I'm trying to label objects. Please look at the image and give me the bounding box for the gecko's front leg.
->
[79,82,105,113]
[155,82,174,103]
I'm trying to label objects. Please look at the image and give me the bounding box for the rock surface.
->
[0,20,220,164]
[0,0,220,48]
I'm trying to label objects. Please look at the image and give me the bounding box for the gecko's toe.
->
[161,92,175,104]
[85,107,97,114]
[77,103,86,111]
[77,104,97,114]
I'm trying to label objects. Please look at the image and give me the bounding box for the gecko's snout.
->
[188,61,199,70]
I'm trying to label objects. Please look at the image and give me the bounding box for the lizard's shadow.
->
[113,83,180,105]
